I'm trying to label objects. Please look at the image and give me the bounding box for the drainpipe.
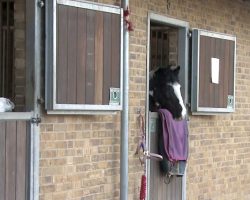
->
[120,0,129,199]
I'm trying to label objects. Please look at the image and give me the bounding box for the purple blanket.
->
[158,109,188,162]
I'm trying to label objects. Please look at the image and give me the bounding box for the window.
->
[191,29,236,114]
[0,0,29,112]
[0,0,14,100]
[46,0,123,113]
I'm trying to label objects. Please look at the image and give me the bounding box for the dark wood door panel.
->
[0,121,29,200]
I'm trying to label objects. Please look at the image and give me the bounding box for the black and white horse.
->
[149,65,186,120]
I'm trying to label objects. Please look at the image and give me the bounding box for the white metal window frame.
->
[46,0,124,114]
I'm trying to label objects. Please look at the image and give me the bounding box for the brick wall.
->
[40,114,122,200]
[39,0,250,200]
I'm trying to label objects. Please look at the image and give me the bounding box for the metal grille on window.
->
[0,0,14,99]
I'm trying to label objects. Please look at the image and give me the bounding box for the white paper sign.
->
[211,58,220,84]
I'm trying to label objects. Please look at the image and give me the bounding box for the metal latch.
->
[144,150,163,161]
[31,116,41,125]
[227,95,234,109]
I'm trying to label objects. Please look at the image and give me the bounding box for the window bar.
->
[0,0,14,98]
[5,0,10,98]
[0,0,2,96]
[11,21,14,100]
[9,0,14,100]
[2,28,6,95]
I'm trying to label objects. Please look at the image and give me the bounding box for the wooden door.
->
[148,112,182,200]
[0,120,30,200]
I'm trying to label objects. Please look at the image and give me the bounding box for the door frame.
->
[146,13,189,200]
[0,0,43,199]
[26,0,43,199]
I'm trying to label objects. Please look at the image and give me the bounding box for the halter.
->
[135,113,146,165]
[135,112,163,165]
[135,111,163,200]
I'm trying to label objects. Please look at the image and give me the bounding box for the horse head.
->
[149,65,186,120]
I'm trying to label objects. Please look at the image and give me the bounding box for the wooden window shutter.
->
[45,0,123,113]
[191,29,236,114]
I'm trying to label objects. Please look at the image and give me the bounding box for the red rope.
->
[140,174,146,200]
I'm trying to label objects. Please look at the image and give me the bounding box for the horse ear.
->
[172,65,180,74]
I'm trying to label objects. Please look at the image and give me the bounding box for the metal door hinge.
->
[37,98,45,105]
[31,116,41,125]
[38,0,45,8]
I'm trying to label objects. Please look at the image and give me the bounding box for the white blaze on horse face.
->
[172,82,187,119]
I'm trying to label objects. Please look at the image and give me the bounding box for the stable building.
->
[0,0,250,200]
